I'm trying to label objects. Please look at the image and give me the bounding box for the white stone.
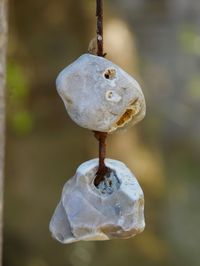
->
[49,159,145,244]
[56,54,146,132]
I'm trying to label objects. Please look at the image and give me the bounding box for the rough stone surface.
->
[49,159,145,244]
[56,54,146,133]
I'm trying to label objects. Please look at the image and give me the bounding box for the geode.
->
[49,159,145,244]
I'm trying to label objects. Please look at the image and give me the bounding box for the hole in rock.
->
[95,169,121,195]
[115,98,140,128]
[104,68,116,80]
[107,91,113,99]
[116,109,134,127]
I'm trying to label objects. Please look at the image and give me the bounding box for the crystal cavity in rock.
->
[95,169,121,195]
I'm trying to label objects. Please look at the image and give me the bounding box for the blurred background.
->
[3,0,200,265]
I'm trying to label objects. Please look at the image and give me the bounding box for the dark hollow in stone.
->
[95,169,121,195]
[103,68,116,80]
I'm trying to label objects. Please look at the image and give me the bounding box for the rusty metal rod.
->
[94,0,109,186]
[96,0,104,57]
[93,132,109,186]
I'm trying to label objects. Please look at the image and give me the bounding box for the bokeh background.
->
[3,0,200,266]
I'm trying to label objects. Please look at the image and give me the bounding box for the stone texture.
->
[49,159,145,244]
[56,54,146,133]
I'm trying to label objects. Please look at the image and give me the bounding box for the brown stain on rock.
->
[101,224,144,239]
[115,97,140,128]
[116,109,134,126]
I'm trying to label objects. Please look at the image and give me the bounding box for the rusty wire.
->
[93,0,109,186]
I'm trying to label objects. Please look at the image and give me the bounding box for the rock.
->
[56,54,146,133]
[49,159,145,244]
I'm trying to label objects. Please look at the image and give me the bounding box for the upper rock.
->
[56,54,146,132]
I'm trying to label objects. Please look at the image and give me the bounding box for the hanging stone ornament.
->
[50,159,145,243]
[49,0,146,244]
[56,54,146,132]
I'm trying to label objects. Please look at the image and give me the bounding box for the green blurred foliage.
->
[7,61,28,101]
[11,110,34,135]
[187,75,200,101]
[179,25,200,55]
[7,61,34,135]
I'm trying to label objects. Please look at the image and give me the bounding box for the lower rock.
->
[49,158,145,244]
